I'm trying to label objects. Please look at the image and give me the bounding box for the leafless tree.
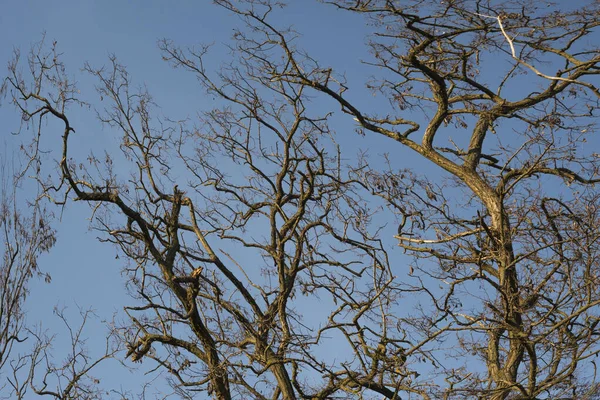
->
[0,159,116,400]
[3,0,600,399]
[7,307,118,400]
[1,44,116,400]
[209,0,600,398]
[0,157,55,395]
[5,36,403,400]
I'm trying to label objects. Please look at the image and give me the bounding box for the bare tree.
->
[28,307,118,400]
[3,0,600,399]
[209,0,600,398]
[0,44,117,400]
[6,306,118,400]
[0,157,55,395]
[5,37,404,400]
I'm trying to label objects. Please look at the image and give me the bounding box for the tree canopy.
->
[2,1,600,399]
